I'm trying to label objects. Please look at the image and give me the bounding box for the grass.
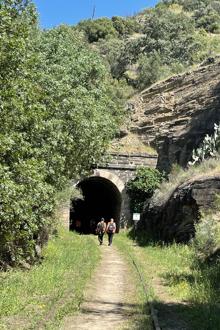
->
[115,233,153,330]
[153,158,220,205]
[0,229,100,330]
[116,230,220,330]
[109,132,157,155]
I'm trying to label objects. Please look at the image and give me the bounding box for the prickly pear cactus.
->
[189,123,220,166]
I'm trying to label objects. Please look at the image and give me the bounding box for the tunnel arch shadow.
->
[70,176,122,234]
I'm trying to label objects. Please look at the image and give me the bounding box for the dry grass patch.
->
[152,158,220,205]
[110,132,157,155]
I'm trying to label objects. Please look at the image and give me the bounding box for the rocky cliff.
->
[129,57,220,172]
[143,174,220,243]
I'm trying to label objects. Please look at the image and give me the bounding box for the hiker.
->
[106,218,116,246]
[96,218,106,245]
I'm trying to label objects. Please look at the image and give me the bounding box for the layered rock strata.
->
[130,57,220,172]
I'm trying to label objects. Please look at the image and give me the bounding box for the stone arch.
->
[70,170,125,234]
[91,169,125,192]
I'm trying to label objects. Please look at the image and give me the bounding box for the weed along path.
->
[61,244,134,330]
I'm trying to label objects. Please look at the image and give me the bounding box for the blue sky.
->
[33,1,159,29]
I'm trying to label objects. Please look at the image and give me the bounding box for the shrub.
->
[194,6,220,32]
[193,211,220,262]
[77,18,118,42]
[126,167,164,213]
[137,52,163,89]
[142,7,202,66]
[112,16,141,36]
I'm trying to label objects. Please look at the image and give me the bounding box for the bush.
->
[193,211,220,262]
[192,194,220,262]
[194,6,220,32]
[112,16,141,36]
[126,167,164,213]
[137,52,163,89]
[77,18,118,42]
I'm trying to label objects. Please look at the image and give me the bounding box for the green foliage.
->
[136,52,186,89]
[162,0,220,32]
[194,5,220,32]
[0,230,100,329]
[80,0,220,89]
[112,16,140,36]
[77,16,140,43]
[77,18,118,42]
[37,25,123,181]
[0,1,124,266]
[193,213,220,262]
[142,7,203,66]
[192,195,220,262]
[95,37,126,77]
[0,0,52,266]
[137,52,163,89]
[126,167,163,213]
[119,6,205,87]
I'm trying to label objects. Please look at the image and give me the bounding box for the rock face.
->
[130,57,220,172]
[143,175,220,243]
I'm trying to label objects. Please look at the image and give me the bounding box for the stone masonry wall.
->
[60,152,158,229]
[98,152,158,182]
[97,152,158,226]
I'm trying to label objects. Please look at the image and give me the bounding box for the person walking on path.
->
[106,218,116,246]
[96,218,106,245]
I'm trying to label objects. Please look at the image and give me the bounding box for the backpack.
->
[97,222,105,234]
[108,223,115,233]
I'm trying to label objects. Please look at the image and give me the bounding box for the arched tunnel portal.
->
[70,174,124,234]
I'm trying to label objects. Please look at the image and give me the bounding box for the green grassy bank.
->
[0,230,100,330]
[116,231,220,330]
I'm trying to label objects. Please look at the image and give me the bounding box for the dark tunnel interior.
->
[70,177,122,234]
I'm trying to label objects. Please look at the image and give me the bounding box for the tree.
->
[0,2,124,266]
[37,25,124,182]
[142,8,203,65]
[0,0,52,265]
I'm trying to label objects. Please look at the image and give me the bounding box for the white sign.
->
[133,213,141,221]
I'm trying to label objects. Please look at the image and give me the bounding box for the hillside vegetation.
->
[77,0,220,89]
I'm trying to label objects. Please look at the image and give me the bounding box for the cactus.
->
[189,123,220,166]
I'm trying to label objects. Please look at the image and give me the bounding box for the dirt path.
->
[61,244,132,330]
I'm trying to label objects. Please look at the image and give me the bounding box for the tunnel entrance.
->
[70,176,122,234]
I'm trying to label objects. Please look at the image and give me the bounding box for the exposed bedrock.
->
[130,57,220,172]
[143,175,220,243]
